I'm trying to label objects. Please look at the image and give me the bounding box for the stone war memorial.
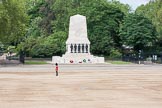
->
[52,14,104,64]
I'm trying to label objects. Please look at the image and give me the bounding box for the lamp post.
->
[138,50,141,64]
[160,52,162,64]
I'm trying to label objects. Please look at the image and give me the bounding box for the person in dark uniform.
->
[70,44,73,53]
[78,44,81,53]
[55,63,59,76]
[86,44,88,53]
[82,44,84,53]
[74,44,77,53]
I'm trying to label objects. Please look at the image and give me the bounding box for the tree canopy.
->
[120,13,157,51]
[0,0,28,45]
[136,0,162,40]
[0,0,160,58]
[136,0,162,52]
[18,0,126,57]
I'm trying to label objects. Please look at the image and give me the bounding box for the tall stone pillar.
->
[53,14,105,63]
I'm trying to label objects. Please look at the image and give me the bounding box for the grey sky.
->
[117,0,150,10]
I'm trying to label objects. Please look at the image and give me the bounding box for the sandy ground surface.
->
[0,64,162,108]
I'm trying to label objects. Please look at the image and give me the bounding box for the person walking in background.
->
[55,63,59,76]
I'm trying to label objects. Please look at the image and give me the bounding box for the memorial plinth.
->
[52,14,104,64]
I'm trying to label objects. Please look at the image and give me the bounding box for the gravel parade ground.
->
[0,64,162,108]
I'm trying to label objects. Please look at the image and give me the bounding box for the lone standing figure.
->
[55,63,59,76]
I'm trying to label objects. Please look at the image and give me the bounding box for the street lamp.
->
[138,50,141,64]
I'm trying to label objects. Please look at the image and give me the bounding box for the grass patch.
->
[25,61,48,65]
[108,60,131,65]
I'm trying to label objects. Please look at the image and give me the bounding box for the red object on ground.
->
[70,60,73,63]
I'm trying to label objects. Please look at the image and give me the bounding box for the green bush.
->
[109,49,122,59]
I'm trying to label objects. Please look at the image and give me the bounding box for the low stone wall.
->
[52,55,105,64]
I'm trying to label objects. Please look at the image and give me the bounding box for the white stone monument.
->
[52,14,104,64]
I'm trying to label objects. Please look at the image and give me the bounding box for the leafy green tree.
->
[42,31,67,56]
[136,0,162,41]
[109,0,131,15]
[120,13,157,51]
[24,0,125,56]
[15,0,127,57]
[79,1,124,55]
[17,36,38,57]
[31,31,66,57]
[27,16,43,38]
[18,31,67,57]
[135,0,162,53]
[52,0,124,55]
[27,0,55,36]
[0,0,28,45]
